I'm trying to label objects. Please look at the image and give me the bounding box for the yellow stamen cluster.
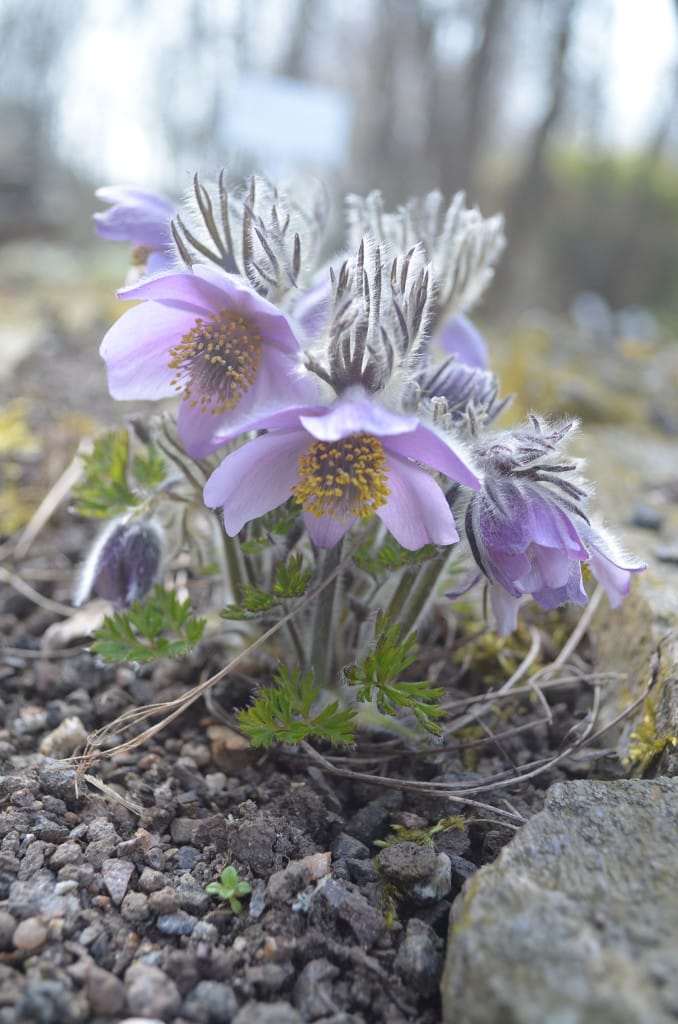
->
[293,433,391,520]
[168,311,262,413]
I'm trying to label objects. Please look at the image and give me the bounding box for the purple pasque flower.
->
[94,186,176,274]
[435,313,488,369]
[465,475,591,635]
[100,263,318,457]
[75,518,163,608]
[462,417,646,634]
[204,390,481,550]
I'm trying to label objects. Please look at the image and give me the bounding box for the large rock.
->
[442,777,678,1024]
[581,426,678,769]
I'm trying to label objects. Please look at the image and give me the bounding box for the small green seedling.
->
[205,865,252,914]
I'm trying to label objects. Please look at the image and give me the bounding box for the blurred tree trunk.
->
[277,0,317,78]
[457,0,506,191]
[499,0,579,306]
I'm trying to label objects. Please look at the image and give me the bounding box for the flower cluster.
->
[90,175,644,636]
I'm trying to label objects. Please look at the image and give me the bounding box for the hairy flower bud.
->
[75,518,164,608]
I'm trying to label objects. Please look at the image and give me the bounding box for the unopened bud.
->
[75,518,164,607]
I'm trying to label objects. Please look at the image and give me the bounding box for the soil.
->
[0,264,613,1024]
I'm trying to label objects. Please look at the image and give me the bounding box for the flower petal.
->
[203,431,308,535]
[300,394,418,441]
[489,585,522,636]
[100,301,196,399]
[303,511,355,548]
[377,455,459,549]
[118,268,234,313]
[94,187,175,248]
[386,424,480,490]
[584,525,646,608]
[436,314,488,369]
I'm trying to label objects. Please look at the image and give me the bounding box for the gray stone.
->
[580,427,678,769]
[85,965,126,1016]
[442,777,678,1024]
[394,918,442,995]
[183,979,238,1022]
[293,957,339,1019]
[233,1000,303,1024]
[157,910,197,936]
[410,852,452,903]
[102,857,135,905]
[313,878,385,949]
[120,891,150,923]
[375,842,437,886]
[12,916,48,952]
[125,963,181,1019]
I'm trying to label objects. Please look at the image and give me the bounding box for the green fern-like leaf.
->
[92,585,206,663]
[238,665,356,748]
[343,611,445,736]
[220,554,310,620]
[74,430,166,519]
[355,535,438,579]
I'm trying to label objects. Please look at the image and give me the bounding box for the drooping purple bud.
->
[75,519,164,608]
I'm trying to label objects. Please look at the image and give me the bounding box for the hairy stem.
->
[310,543,343,688]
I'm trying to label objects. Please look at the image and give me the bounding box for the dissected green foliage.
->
[238,664,357,748]
[73,429,166,519]
[344,611,446,735]
[221,553,311,620]
[92,585,206,663]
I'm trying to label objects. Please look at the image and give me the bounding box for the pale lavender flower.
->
[461,418,645,634]
[100,263,319,457]
[75,519,163,607]
[436,314,488,369]
[94,186,176,274]
[204,390,480,550]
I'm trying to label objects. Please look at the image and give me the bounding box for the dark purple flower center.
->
[168,311,262,413]
[292,433,391,520]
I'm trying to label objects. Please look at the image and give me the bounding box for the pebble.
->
[293,957,339,1019]
[629,504,663,531]
[394,917,442,994]
[331,833,370,860]
[192,920,219,943]
[314,878,385,949]
[177,878,211,916]
[102,858,135,905]
[411,852,452,903]
[85,964,126,1016]
[182,979,238,1022]
[138,867,166,893]
[148,886,181,914]
[120,891,150,923]
[38,716,87,758]
[11,706,49,735]
[171,817,198,844]
[12,916,48,952]
[375,842,437,886]
[49,841,83,870]
[232,1001,303,1024]
[157,910,197,936]
[124,963,181,1019]
[31,814,69,844]
[176,845,200,870]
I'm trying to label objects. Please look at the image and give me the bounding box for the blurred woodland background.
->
[1,0,677,322]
